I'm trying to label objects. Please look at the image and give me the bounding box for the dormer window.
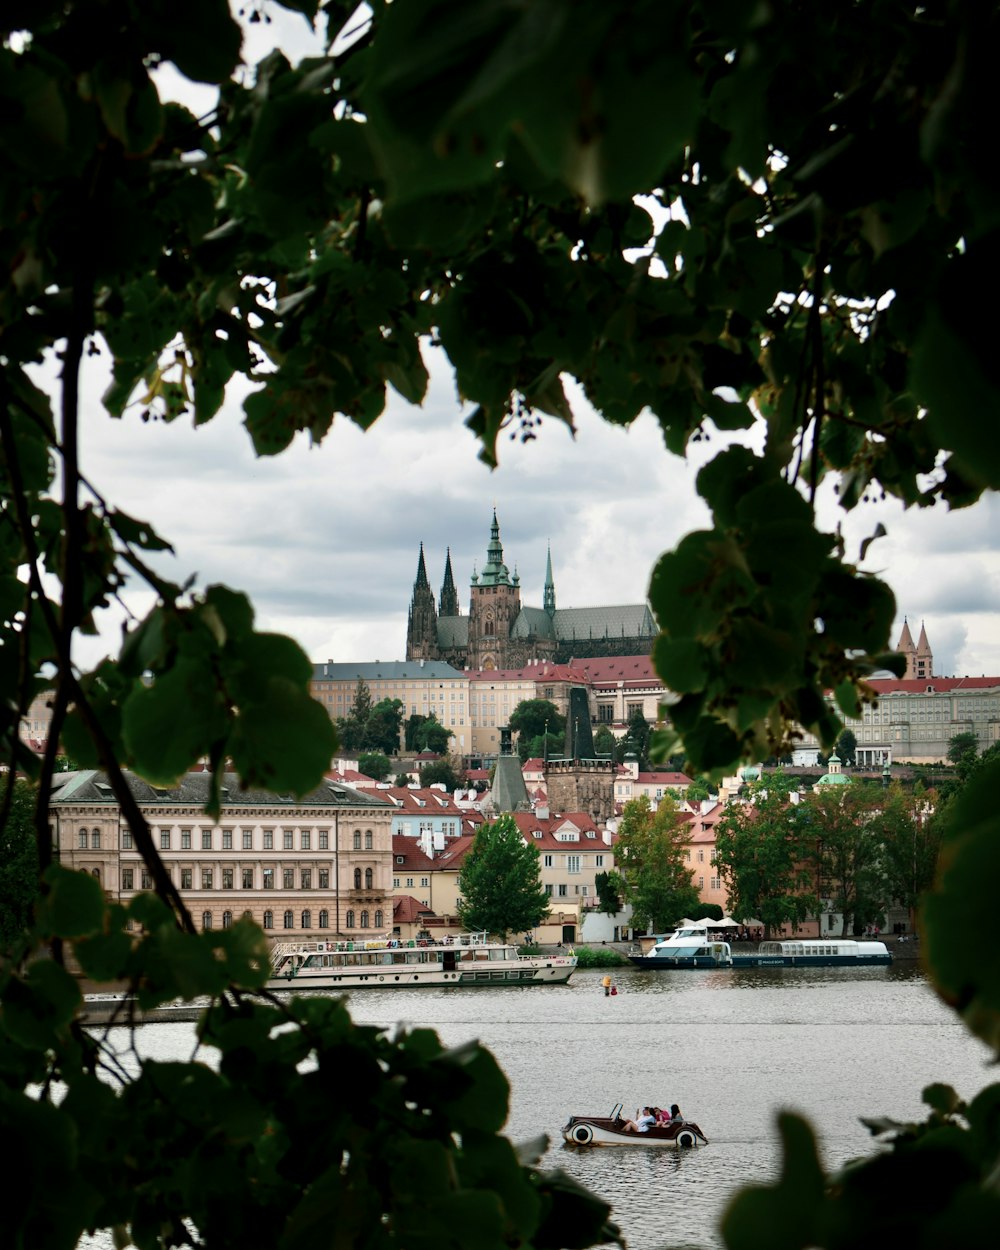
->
[396,856,405,863]
[532,830,542,839]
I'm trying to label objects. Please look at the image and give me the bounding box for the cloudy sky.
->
[59,6,1000,682]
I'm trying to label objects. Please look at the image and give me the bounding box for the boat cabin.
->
[757,939,890,959]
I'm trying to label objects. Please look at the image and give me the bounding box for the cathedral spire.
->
[415,542,430,590]
[479,509,511,586]
[439,547,460,617]
[544,543,556,616]
[405,542,439,660]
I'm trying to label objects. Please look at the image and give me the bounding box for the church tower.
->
[915,621,933,679]
[895,618,916,679]
[543,544,556,617]
[439,547,460,618]
[406,543,439,660]
[468,511,521,670]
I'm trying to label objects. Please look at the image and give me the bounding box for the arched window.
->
[374,909,383,929]
[353,830,362,850]
[360,910,369,928]
[91,868,101,884]
[346,909,355,928]
[364,830,373,849]
[202,912,213,930]
[301,910,311,929]
[354,867,362,889]
[263,911,273,930]
[91,829,101,849]
[242,910,253,921]
[78,829,88,849]
[364,867,373,890]
[283,910,294,929]
[318,909,329,928]
[222,911,233,929]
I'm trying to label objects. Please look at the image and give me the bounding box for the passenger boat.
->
[562,1105,709,1149]
[627,928,733,969]
[730,939,892,967]
[267,930,577,990]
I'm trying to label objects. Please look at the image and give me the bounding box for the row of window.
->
[544,884,590,897]
[82,828,378,851]
[195,909,386,931]
[122,866,383,891]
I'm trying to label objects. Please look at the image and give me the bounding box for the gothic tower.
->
[543,544,556,617]
[439,547,460,618]
[915,621,933,679]
[405,543,439,660]
[468,511,521,670]
[895,618,916,679]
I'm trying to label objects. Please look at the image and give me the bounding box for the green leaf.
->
[121,658,226,785]
[37,865,107,939]
[228,675,337,795]
[650,636,708,693]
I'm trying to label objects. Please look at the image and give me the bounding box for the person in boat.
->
[653,1106,670,1126]
[669,1104,684,1124]
[622,1107,656,1133]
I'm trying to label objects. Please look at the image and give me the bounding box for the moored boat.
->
[562,1106,709,1148]
[730,939,892,967]
[628,930,733,969]
[266,930,577,990]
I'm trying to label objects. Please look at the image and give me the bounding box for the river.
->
[89,964,996,1250]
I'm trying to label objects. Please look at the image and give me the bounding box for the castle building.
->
[406,511,656,670]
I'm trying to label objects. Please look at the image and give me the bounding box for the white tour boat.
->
[267,930,577,990]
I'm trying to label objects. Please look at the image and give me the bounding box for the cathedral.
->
[405,512,656,670]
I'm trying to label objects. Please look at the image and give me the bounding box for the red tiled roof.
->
[468,663,591,683]
[393,895,434,923]
[867,676,1000,695]
[391,837,437,870]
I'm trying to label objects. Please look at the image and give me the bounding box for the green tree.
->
[365,698,405,755]
[593,726,617,761]
[358,752,393,782]
[836,729,858,768]
[617,709,651,768]
[417,716,452,755]
[613,795,700,931]
[509,699,564,761]
[714,786,819,938]
[947,731,979,782]
[394,771,412,788]
[873,782,941,934]
[338,679,374,752]
[685,777,714,805]
[594,869,625,917]
[0,780,39,951]
[457,814,550,940]
[420,760,462,792]
[803,783,887,937]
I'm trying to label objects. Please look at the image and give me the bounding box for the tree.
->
[685,777,714,805]
[365,698,405,755]
[594,870,625,918]
[617,709,651,768]
[338,680,374,752]
[0,781,39,951]
[613,795,700,931]
[836,729,858,768]
[803,783,887,936]
[509,700,564,761]
[714,786,819,938]
[395,771,413,787]
[872,782,941,934]
[593,726,618,761]
[457,815,550,939]
[420,760,462,791]
[358,751,393,782]
[4,3,1000,1247]
[406,713,451,754]
[947,731,979,783]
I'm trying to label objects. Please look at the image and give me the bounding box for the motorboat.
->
[562,1105,708,1148]
[266,930,577,990]
[628,932,733,969]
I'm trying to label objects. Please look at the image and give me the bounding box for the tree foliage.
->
[4,2,1000,1247]
[358,751,393,782]
[509,700,564,762]
[802,783,886,936]
[456,815,550,940]
[714,785,819,937]
[0,780,39,950]
[613,795,700,931]
[594,869,624,918]
[419,759,462,792]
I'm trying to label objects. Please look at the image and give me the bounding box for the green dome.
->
[816,751,850,786]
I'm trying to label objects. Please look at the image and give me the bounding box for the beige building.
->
[50,769,395,943]
[310,660,471,755]
[614,758,692,810]
[796,676,1000,766]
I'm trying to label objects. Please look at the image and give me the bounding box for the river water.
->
[94,964,996,1250]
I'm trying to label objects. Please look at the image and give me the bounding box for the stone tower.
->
[895,618,933,680]
[439,547,460,618]
[405,543,439,660]
[467,511,521,670]
[544,687,614,822]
